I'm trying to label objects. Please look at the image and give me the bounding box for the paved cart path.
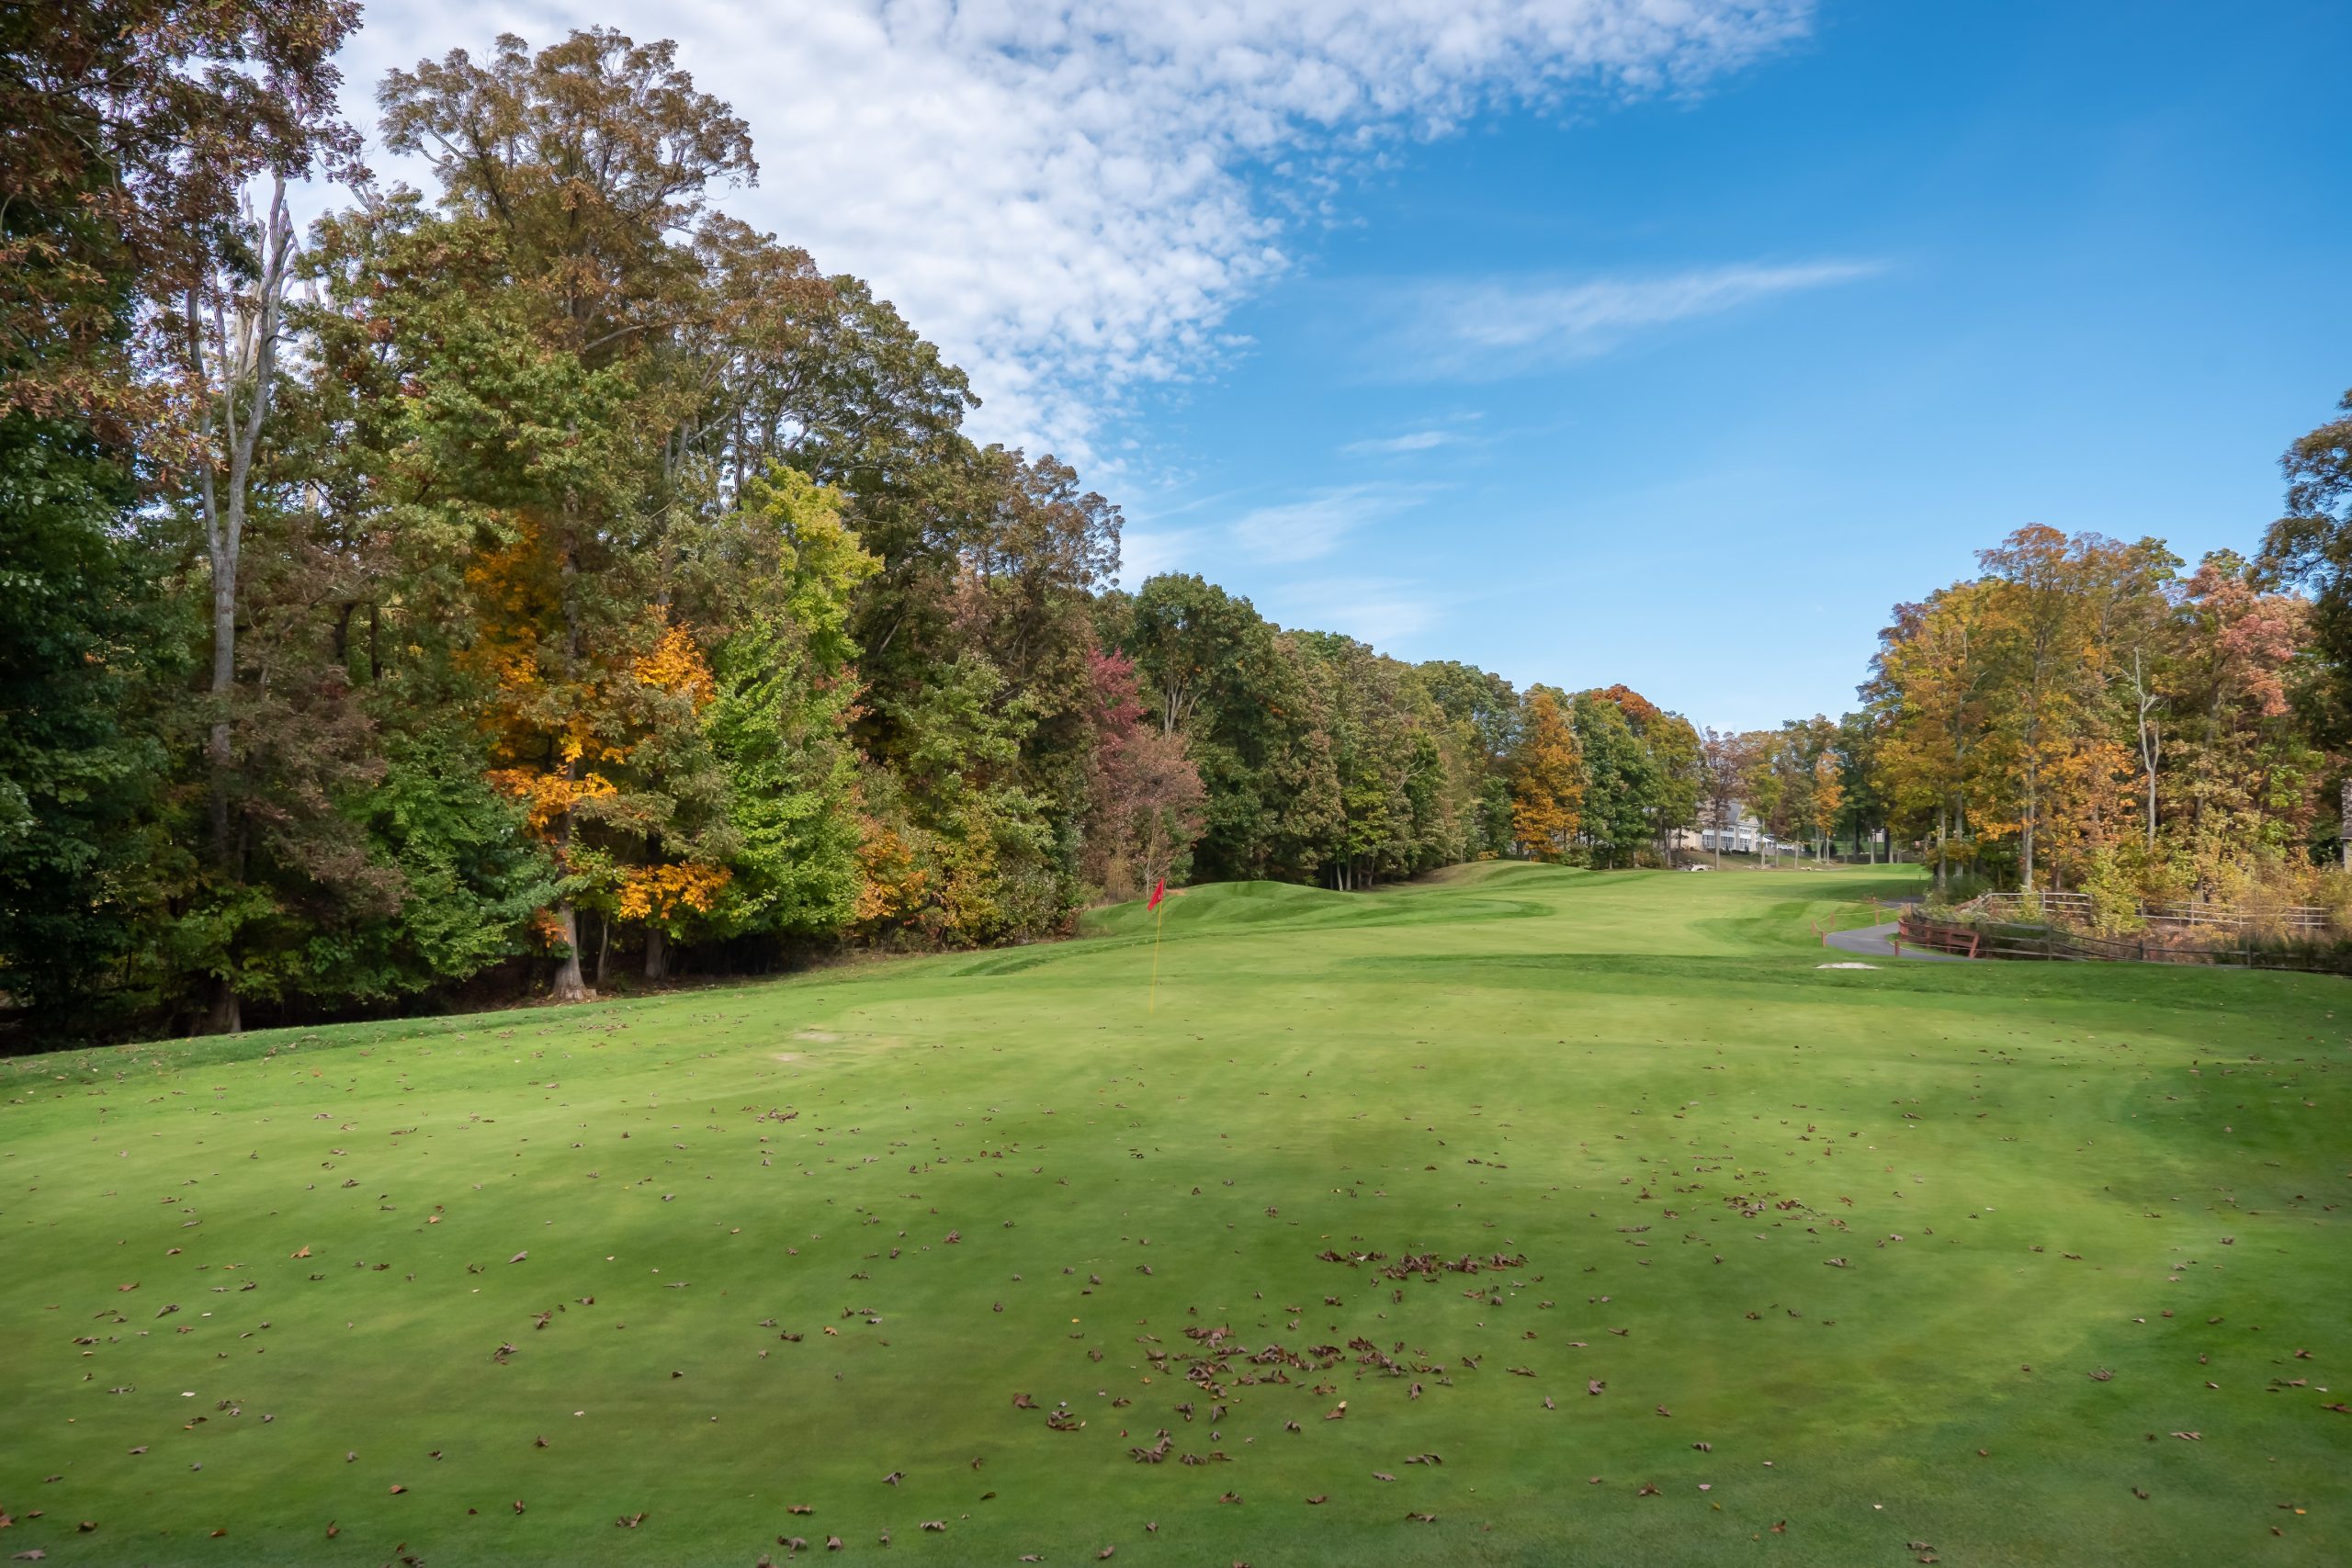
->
[1824,919,1978,962]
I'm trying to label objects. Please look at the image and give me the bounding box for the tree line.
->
[8,5,2348,1041]
[1,9,1731,1041]
[1854,502,2352,910]
[1686,400,2352,906]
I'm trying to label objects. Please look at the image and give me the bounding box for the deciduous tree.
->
[1511,691,1583,863]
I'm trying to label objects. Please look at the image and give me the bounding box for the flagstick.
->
[1149,898,1164,1014]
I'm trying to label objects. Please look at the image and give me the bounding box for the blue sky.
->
[341,1,2352,729]
[1112,1,2352,728]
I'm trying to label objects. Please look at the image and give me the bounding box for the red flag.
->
[1147,877,1166,911]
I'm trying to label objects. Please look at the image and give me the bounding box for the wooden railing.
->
[2143,898,2328,934]
[1895,913,1981,958]
[1935,910,2351,973]
[1968,890,2097,923]
[1969,891,2330,935]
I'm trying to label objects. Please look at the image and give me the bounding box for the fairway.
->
[3,864,2346,1566]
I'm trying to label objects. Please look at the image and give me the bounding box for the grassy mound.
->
[2,865,2344,1565]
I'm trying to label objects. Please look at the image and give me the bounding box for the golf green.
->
[3,863,2346,1565]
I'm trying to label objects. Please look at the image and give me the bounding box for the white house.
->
[1670,804,1889,861]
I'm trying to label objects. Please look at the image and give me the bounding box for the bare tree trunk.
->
[188,175,297,1036]
[644,927,668,981]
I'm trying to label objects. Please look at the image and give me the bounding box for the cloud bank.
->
[333,1,1814,460]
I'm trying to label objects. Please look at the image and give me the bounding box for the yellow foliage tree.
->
[1511,690,1585,862]
[1810,750,1844,858]
[464,516,730,989]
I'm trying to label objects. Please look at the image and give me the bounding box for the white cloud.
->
[1263,576,1440,645]
[1227,482,1423,563]
[330,2,1813,462]
[1114,479,1426,586]
[1342,429,1457,455]
[1403,260,1882,376]
[1114,524,1208,587]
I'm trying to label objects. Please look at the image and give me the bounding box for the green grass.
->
[4,863,2346,1565]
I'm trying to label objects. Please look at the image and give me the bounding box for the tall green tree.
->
[1419,660,1519,858]
[2,0,361,1033]
[0,415,180,1028]
[376,28,755,998]
[2261,388,2352,850]
[698,468,875,946]
[1571,692,1657,868]
[2262,388,2352,711]
[1124,574,1340,882]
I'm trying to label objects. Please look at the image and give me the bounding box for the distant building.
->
[1668,804,1890,861]
[1673,802,1772,857]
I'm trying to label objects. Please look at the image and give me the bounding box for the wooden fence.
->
[1894,913,1981,958]
[2143,898,2330,934]
[1968,890,2330,935]
[1928,908,2350,974]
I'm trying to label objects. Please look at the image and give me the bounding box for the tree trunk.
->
[645,927,668,982]
[207,563,236,880]
[2132,651,2161,849]
[206,976,241,1034]
[2342,775,2352,867]
[187,177,297,1035]
[550,902,588,1001]
[2019,782,2037,894]
[595,914,610,989]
